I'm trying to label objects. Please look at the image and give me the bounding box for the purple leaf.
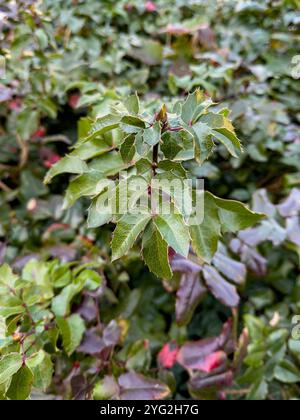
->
[0,86,12,102]
[176,272,206,326]
[77,296,98,322]
[286,216,300,246]
[78,321,120,355]
[213,250,246,285]
[202,265,240,308]
[189,370,233,392]
[230,238,267,277]
[118,372,170,400]
[0,242,6,264]
[277,189,300,218]
[171,254,202,274]
[252,189,277,218]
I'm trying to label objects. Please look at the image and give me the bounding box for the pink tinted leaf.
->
[158,343,179,369]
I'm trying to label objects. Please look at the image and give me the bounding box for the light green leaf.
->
[63,171,105,209]
[57,314,85,356]
[121,115,146,134]
[211,193,265,233]
[111,213,152,261]
[85,114,121,141]
[51,276,86,317]
[143,122,161,146]
[125,93,140,115]
[27,351,53,392]
[0,353,23,385]
[142,221,172,280]
[6,365,33,400]
[181,90,212,125]
[190,191,221,262]
[274,360,300,384]
[120,135,136,163]
[0,264,19,288]
[191,122,215,164]
[71,138,112,160]
[44,156,88,185]
[154,213,190,258]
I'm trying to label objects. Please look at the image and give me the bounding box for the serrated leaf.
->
[85,114,121,141]
[44,156,88,184]
[142,221,172,280]
[111,213,151,261]
[120,135,136,163]
[190,191,221,263]
[211,193,264,233]
[0,353,23,385]
[87,184,117,228]
[71,138,112,160]
[57,314,85,356]
[6,365,33,400]
[154,213,190,258]
[63,171,105,209]
[143,122,161,146]
[191,122,215,164]
[181,90,211,125]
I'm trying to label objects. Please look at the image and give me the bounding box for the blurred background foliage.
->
[0,0,300,400]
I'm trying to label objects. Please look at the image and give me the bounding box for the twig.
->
[16,133,29,169]
[0,180,12,193]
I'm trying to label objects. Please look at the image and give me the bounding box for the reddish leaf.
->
[158,343,179,369]
[189,371,233,392]
[176,272,206,326]
[32,126,47,140]
[68,93,80,110]
[118,372,170,400]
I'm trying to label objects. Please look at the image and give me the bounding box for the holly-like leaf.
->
[44,156,88,185]
[211,193,265,233]
[111,213,152,261]
[142,221,172,280]
[154,213,190,258]
[63,171,105,209]
[143,122,161,146]
[125,93,140,115]
[85,114,121,141]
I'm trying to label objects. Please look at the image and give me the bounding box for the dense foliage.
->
[0,0,300,400]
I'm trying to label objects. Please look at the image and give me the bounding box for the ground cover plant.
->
[0,0,300,400]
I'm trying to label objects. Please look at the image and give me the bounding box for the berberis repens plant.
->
[45,90,263,276]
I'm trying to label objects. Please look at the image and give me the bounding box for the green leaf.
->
[111,213,152,261]
[130,40,163,66]
[0,264,19,288]
[57,314,85,356]
[76,269,102,292]
[27,351,53,392]
[181,90,212,125]
[121,115,146,134]
[85,114,121,141]
[190,191,221,262]
[142,221,172,280]
[154,213,190,258]
[63,171,105,209]
[120,135,136,163]
[71,138,112,160]
[44,156,88,185]
[274,360,300,384]
[211,193,264,233]
[6,365,33,400]
[143,122,161,146]
[0,353,23,385]
[16,109,39,141]
[247,379,268,401]
[87,183,117,228]
[191,122,215,164]
[125,93,140,115]
[51,276,86,317]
